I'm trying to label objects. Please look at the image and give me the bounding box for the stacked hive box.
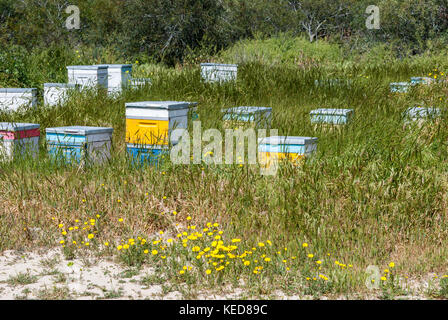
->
[258,136,318,168]
[310,108,354,125]
[125,101,190,166]
[96,64,132,94]
[201,63,238,83]
[44,83,79,106]
[0,88,37,112]
[221,106,272,129]
[0,122,40,161]
[46,126,113,165]
[67,65,108,90]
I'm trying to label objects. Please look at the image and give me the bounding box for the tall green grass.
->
[1,48,448,297]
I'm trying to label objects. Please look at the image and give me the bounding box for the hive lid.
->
[44,83,78,88]
[125,101,190,110]
[310,108,353,115]
[390,82,410,86]
[0,122,40,131]
[200,63,238,67]
[66,65,108,70]
[96,64,132,68]
[0,88,37,93]
[258,136,318,145]
[222,106,272,114]
[46,126,113,135]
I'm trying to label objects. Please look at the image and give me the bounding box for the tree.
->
[286,0,351,42]
[121,0,225,64]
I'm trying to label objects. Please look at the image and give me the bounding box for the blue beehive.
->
[310,108,354,125]
[46,126,113,165]
[390,82,411,93]
[126,144,170,167]
[410,77,435,85]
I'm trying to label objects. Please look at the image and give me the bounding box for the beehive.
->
[221,106,272,128]
[96,64,132,94]
[201,63,238,83]
[0,122,40,161]
[67,65,108,89]
[0,88,37,112]
[410,77,435,85]
[310,108,354,125]
[404,107,441,122]
[258,136,318,168]
[46,126,113,165]
[44,83,79,106]
[390,82,411,93]
[125,101,189,146]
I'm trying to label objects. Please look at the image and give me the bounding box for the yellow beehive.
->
[125,101,190,145]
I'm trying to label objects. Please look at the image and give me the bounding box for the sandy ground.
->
[0,248,439,300]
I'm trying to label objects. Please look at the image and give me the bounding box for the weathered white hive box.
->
[201,63,238,83]
[222,106,272,128]
[0,88,37,112]
[403,107,441,122]
[125,101,189,146]
[44,83,79,106]
[96,64,132,94]
[310,108,354,125]
[67,65,108,89]
[46,126,113,165]
[0,122,40,161]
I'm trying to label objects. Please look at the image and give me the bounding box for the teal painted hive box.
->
[310,108,354,125]
[46,126,113,165]
[126,143,171,168]
[221,106,272,128]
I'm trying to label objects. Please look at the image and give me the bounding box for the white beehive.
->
[96,64,132,94]
[67,65,108,89]
[0,88,37,112]
[44,83,79,106]
[201,63,238,83]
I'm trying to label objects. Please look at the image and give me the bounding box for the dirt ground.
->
[0,248,439,300]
